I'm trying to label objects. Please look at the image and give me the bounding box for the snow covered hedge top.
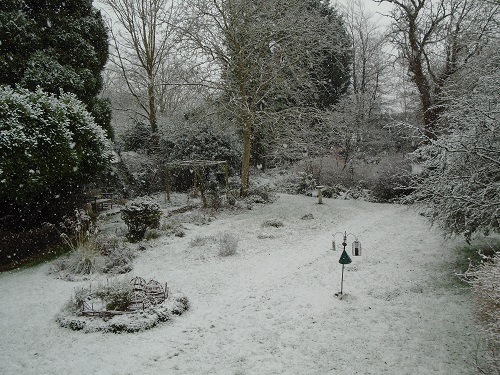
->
[121,197,162,240]
[0,86,112,203]
[122,196,161,213]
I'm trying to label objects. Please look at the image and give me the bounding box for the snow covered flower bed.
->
[56,277,189,333]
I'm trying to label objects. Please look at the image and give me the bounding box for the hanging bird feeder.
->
[352,240,362,256]
[332,231,363,299]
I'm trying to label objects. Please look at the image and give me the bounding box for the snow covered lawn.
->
[0,194,476,374]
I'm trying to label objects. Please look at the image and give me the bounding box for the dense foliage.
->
[405,49,499,239]
[303,0,352,109]
[0,0,112,137]
[0,87,112,229]
[121,197,162,240]
[161,123,241,171]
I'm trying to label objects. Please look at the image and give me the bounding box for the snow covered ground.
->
[0,194,477,374]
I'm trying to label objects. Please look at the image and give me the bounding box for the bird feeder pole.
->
[332,231,361,299]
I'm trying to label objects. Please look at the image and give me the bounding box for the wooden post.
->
[166,167,171,203]
[225,161,230,206]
[200,164,207,208]
[316,185,324,204]
[193,165,198,198]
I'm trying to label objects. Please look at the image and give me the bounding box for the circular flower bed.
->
[56,277,189,333]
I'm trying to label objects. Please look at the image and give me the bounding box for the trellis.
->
[165,160,230,207]
[81,277,168,317]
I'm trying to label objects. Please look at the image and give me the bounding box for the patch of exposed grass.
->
[1,243,72,272]
[453,237,500,275]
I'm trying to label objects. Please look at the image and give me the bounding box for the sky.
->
[333,0,395,25]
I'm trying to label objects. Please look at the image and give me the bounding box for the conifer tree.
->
[0,0,112,138]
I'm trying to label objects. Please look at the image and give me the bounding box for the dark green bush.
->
[121,197,162,241]
[122,121,153,152]
[0,87,112,231]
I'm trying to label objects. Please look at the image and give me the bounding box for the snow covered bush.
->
[93,278,134,312]
[218,232,239,256]
[162,122,240,168]
[160,122,241,191]
[103,246,136,275]
[60,245,106,276]
[0,87,112,230]
[117,151,162,196]
[295,172,317,194]
[262,219,284,228]
[51,233,136,279]
[404,51,499,239]
[471,253,500,342]
[462,250,500,373]
[245,185,278,205]
[0,0,112,135]
[121,197,162,241]
[0,86,112,202]
[144,228,162,241]
[121,121,154,152]
[160,219,185,237]
[189,234,216,247]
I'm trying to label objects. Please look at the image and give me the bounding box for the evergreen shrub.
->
[0,87,112,239]
[121,197,162,240]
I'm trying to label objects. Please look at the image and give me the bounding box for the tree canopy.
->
[405,44,500,239]
[378,0,499,139]
[0,0,112,137]
[183,0,352,194]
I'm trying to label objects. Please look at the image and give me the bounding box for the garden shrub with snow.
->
[290,155,412,203]
[369,157,413,202]
[121,197,162,241]
[239,184,279,210]
[50,232,136,280]
[217,232,239,256]
[0,87,112,264]
[0,87,112,208]
[471,253,500,342]
[461,249,500,372]
[57,278,189,333]
[161,122,240,172]
[404,51,499,239]
[160,218,186,237]
[262,219,284,228]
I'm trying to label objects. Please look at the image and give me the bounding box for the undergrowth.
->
[455,237,500,375]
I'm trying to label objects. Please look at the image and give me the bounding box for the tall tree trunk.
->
[240,120,252,197]
[147,77,158,149]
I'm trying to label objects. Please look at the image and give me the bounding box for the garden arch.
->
[165,160,230,208]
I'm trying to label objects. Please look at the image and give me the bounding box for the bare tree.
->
[331,0,392,167]
[343,0,390,118]
[405,40,499,239]
[101,0,184,146]
[181,0,351,196]
[377,0,499,139]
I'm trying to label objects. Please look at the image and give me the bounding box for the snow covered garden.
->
[0,192,488,374]
[1,0,498,374]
